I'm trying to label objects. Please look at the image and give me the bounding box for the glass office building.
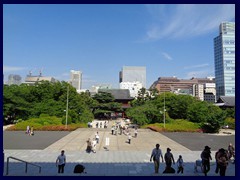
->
[214,22,235,99]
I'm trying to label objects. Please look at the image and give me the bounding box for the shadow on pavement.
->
[3,161,235,176]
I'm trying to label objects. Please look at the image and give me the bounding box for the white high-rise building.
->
[70,70,82,93]
[119,66,146,88]
[193,84,204,101]
[120,81,143,98]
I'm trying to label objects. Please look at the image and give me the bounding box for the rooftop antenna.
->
[29,70,32,77]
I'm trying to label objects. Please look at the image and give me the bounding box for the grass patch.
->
[6,115,88,131]
[142,119,201,132]
[7,123,87,131]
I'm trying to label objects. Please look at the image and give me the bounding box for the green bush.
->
[61,116,72,125]
[13,115,63,130]
[224,117,235,129]
[143,119,200,132]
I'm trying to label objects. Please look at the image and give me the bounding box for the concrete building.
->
[120,81,142,98]
[150,76,195,94]
[23,71,56,85]
[8,74,22,85]
[193,84,204,101]
[119,66,146,88]
[70,70,82,93]
[214,22,235,99]
[150,76,216,101]
[204,83,216,103]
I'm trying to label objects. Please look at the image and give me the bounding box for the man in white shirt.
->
[150,144,164,174]
[56,150,66,173]
[95,132,99,144]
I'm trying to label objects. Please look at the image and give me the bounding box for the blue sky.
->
[3,4,235,89]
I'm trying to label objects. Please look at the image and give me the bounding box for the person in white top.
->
[128,133,132,144]
[134,128,138,138]
[150,144,164,174]
[56,150,66,173]
[177,155,184,173]
[95,132,99,143]
[92,138,97,153]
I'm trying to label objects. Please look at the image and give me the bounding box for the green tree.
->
[201,105,226,133]
[92,91,122,119]
[3,81,95,124]
[125,106,150,125]
[166,94,196,119]
[187,101,209,123]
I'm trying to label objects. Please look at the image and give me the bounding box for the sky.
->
[3,4,235,89]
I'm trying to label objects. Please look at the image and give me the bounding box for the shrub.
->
[224,117,235,129]
[143,119,200,132]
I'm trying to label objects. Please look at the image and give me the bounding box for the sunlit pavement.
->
[3,119,235,176]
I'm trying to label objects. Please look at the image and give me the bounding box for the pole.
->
[65,85,69,129]
[163,92,166,128]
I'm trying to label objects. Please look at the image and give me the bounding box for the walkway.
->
[3,119,235,176]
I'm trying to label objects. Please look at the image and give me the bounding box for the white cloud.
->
[184,63,209,69]
[3,65,26,72]
[161,52,173,60]
[145,4,235,40]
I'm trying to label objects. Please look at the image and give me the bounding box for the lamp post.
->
[163,92,166,128]
[159,92,166,128]
[65,85,69,129]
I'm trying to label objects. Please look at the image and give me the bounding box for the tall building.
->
[214,22,235,99]
[8,74,22,85]
[70,70,82,92]
[119,66,146,88]
[120,81,143,98]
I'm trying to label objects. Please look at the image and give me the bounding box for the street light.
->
[163,92,166,128]
[65,85,69,129]
[159,92,166,128]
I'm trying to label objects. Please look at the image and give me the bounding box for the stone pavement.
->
[3,119,235,176]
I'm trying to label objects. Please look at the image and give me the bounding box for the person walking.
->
[86,138,92,153]
[134,128,138,138]
[201,146,212,176]
[215,149,221,174]
[216,148,229,176]
[92,138,97,153]
[150,144,164,174]
[56,150,66,173]
[176,155,184,174]
[30,126,34,136]
[228,143,235,163]
[163,148,175,173]
[95,132,99,144]
[111,126,114,135]
[128,133,132,144]
[26,125,30,135]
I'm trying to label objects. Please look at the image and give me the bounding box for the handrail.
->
[6,156,41,175]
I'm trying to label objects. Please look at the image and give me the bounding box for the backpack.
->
[73,164,86,173]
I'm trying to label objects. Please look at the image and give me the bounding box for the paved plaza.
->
[3,119,235,176]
